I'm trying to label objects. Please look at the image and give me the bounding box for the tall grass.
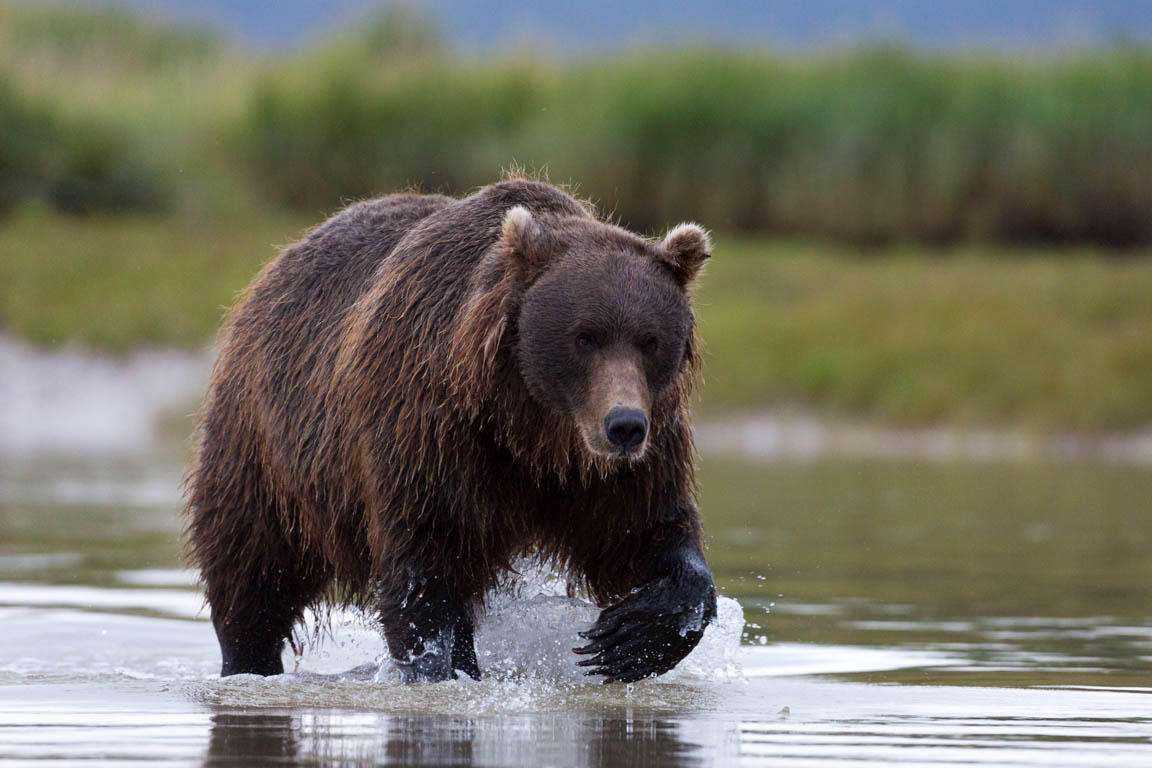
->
[0,2,219,72]
[4,3,1152,245]
[0,3,248,216]
[0,81,49,214]
[248,43,1152,244]
[0,79,166,215]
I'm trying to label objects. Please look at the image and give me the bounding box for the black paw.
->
[220,655,284,677]
[393,651,455,684]
[219,636,286,677]
[451,644,482,681]
[452,617,482,681]
[573,570,717,683]
[391,627,457,684]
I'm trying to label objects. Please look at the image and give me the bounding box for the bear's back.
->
[200,194,453,491]
[253,193,454,329]
[218,193,451,391]
[203,181,589,502]
[245,181,583,345]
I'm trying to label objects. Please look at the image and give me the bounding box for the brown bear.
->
[184,178,717,683]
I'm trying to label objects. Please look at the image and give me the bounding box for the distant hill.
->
[53,0,1152,52]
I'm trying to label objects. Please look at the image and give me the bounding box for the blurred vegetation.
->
[0,79,166,216]
[246,46,1152,245]
[0,2,251,218]
[1,4,1151,429]
[1,4,1151,244]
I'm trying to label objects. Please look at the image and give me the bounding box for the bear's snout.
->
[575,353,652,460]
[604,407,648,453]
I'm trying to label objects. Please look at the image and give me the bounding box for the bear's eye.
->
[640,336,659,354]
[575,332,599,350]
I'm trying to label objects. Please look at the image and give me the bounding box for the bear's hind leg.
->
[212,574,317,677]
[194,507,329,677]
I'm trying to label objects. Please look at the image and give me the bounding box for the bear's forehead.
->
[552,216,658,256]
[557,225,663,274]
[538,246,687,329]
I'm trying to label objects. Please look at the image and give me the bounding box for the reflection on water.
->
[1,450,1151,766]
[203,710,731,767]
[206,713,299,766]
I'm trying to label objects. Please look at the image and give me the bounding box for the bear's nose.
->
[604,407,648,452]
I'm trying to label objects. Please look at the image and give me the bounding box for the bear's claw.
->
[573,571,716,683]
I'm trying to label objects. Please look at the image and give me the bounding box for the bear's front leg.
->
[379,571,480,684]
[575,544,717,683]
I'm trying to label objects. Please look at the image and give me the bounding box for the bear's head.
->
[495,206,710,462]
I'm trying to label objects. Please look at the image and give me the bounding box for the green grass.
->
[2,211,1150,429]
[696,238,1152,429]
[0,210,306,350]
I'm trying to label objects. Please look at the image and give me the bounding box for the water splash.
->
[295,564,745,692]
[2,568,746,713]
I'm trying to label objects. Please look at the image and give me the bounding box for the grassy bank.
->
[2,211,1149,430]
[703,238,1152,429]
[0,211,305,350]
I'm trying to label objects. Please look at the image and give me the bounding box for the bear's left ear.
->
[501,205,559,280]
[659,222,712,286]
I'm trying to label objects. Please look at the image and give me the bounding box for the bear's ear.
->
[659,222,712,286]
[500,205,557,279]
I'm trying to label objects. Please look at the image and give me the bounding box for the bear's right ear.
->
[659,222,712,286]
[500,205,557,280]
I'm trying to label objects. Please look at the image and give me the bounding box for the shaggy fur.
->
[185,178,716,682]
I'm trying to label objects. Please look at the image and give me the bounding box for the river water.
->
[2,442,1150,767]
[1,337,1150,767]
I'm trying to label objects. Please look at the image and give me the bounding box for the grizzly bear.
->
[185,178,717,683]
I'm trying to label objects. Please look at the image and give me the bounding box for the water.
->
[1,448,1151,766]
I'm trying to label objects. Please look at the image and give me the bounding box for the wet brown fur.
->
[184,179,707,655]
